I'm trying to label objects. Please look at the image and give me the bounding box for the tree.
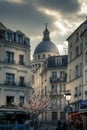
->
[22,95,51,116]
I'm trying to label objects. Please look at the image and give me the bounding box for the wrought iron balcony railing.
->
[3,81,27,87]
[50,77,66,83]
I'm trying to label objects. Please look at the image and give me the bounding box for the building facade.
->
[0,22,33,107]
[32,25,68,121]
[66,19,87,129]
[40,55,68,121]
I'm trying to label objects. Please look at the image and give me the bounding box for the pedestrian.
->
[62,122,69,130]
[56,120,63,130]
[70,125,77,130]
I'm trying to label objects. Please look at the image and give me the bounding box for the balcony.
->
[18,61,25,65]
[3,81,27,87]
[4,59,16,64]
[50,92,58,96]
[50,77,66,83]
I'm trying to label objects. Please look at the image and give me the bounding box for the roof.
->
[34,25,59,55]
[47,55,68,68]
[67,20,87,40]
[34,40,59,54]
[0,22,7,30]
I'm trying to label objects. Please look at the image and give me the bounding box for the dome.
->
[34,41,59,54]
[34,23,59,55]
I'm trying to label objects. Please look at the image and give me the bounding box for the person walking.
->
[56,120,63,130]
[70,125,77,130]
[62,122,69,130]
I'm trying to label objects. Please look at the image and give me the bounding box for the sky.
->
[0,0,87,57]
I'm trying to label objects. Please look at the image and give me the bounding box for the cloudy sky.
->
[0,0,87,57]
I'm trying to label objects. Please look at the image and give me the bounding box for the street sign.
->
[64,106,72,113]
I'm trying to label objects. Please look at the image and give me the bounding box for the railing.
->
[3,81,27,87]
[0,124,28,130]
[50,77,66,83]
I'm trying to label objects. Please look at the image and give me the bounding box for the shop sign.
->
[64,106,72,113]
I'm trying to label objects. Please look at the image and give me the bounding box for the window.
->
[80,63,82,76]
[85,52,87,63]
[52,99,57,109]
[70,52,72,61]
[85,91,87,100]
[85,70,87,83]
[6,73,15,85]
[45,86,47,95]
[80,43,82,54]
[75,47,79,57]
[19,76,24,86]
[76,32,79,42]
[6,51,14,63]
[75,65,79,77]
[52,71,57,79]
[75,87,78,97]
[51,84,57,94]
[60,71,65,80]
[56,58,62,65]
[43,54,45,59]
[69,69,72,81]
[6,96,14,106]
[52,112,57,120]
[85,36,87,47]
[24,38,29,45]
[79,85,82,95]
[18,35,23,43]
[7,32,12,42]
[38,55,40,59]
[60,84,65,92]
[20,96,24,106]
[19,55,24,65]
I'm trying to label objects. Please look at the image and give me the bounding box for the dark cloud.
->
[0,0,85,55]
[0,1,54,35]
[35,0,80,14]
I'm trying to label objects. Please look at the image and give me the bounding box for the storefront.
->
[69,112,83,130]
[0,107,28,124]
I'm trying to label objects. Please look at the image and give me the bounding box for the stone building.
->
[0,22,33,107]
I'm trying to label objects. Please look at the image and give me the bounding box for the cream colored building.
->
[66,19,87,111]
[32,25,68,121]
[0,22,33,107]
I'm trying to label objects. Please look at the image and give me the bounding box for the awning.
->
[69,112,81,117]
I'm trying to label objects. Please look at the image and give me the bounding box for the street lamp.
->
[65,92,71,106]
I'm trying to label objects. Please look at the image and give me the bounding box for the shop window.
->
[6,96,14,106]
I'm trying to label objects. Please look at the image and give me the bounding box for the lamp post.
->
[65,92,71,106]
[65,91,71,124]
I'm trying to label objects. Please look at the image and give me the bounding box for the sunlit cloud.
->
[78,0,87,15]
[57,44,68,55]
[31,35,42,41]
[7,0,25,4]
[38,7,58,17]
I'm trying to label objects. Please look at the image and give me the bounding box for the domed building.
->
[32,24,59,72]
[31,25,67,123]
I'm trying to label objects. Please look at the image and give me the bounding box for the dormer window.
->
[56,57,62,65]
[24,38,29,45]
[7,32,12,42]
[18,35,23,44]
